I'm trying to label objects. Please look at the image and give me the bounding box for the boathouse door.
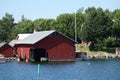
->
[30,48,48,61]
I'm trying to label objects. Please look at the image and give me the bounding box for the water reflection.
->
[48,61,75,65]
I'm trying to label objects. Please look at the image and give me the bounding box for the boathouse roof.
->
[9,33,31,47]
[16,30,56,44]
[15,30,75,45]
[0,42,6,48]
[16,34,31,40]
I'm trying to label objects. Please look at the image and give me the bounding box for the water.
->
[0,59,120,80]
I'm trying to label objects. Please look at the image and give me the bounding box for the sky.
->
[0,0,120,22]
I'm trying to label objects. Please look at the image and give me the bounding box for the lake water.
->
[0,59,120,80]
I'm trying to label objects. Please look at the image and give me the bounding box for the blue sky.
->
[0,0,120,22]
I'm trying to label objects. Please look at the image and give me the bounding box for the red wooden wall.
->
[16,32,75,60]
[34,32,75,60]
[0,44,14,57]
[16,45,31,59]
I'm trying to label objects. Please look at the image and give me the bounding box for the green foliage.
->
[0,7,120,52]
[11,19,33,39]
[81,7,113,50]
[56,13,75,39]
[102,47,115,53]
[103,37,117,47]
[112,9,120,37]
[0,13,14,42]
[94,37,119,53]
[56,13,85,41]
[34,18,56,31]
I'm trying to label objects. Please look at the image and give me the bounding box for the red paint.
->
[34,33,75,60]
[16,45,31,59]
[0,44,14,57]
[16,31,75,60]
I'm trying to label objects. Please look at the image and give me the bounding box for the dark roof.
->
[15,30,75,44]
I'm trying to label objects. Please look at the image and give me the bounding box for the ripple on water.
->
[0,59,120,80]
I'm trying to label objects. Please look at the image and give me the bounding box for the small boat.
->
[0,54,6,63]
[76,52,90,61]
[81,54,89,61]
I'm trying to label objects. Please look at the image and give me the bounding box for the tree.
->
[56,13,75,39]
[0,13,14,42]
[112,9,120,38]
[34,18,56,31]
[81,7,113,50]
[0,7,119,52]
[11,16,33,38]
[103,37,119,47]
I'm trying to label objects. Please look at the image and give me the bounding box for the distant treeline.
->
[0,7,120,51]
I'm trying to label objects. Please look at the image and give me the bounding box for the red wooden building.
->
[0,43,15,57]
[15,30,75,61]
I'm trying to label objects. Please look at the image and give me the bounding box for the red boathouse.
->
[0,43,15,57]
[15,30,75,61]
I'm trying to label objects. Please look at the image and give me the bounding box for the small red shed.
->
[0,43,15,57]
[15,30,75,61]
